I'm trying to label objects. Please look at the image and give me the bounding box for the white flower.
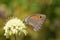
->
[3,18,28,38]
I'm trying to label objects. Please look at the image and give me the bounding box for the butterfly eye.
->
[40,16,42,18]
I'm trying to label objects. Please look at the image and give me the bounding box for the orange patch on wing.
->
[31,16,41,19]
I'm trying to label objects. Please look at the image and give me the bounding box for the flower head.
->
[3,18,28,38]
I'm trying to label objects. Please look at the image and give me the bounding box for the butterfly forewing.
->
[25,14,46,31]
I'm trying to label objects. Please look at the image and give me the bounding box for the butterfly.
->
[25,14,46,31]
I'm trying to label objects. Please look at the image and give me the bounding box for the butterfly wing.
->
[25,14,46,31]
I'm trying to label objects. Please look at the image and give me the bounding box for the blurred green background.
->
[0,0,60,40]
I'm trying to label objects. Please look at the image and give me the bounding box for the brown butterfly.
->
[25,14,46,31]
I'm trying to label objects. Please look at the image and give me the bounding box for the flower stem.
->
[14,34,16,40]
